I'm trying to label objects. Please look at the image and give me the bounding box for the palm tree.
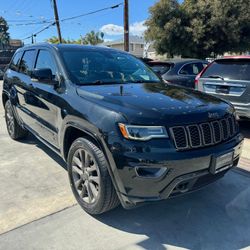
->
[81,31,104,45]
[46,30,104,45]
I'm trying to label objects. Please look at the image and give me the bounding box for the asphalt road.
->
[0,80,250,250]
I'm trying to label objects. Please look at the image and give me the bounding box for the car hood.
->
[76,82,234,125]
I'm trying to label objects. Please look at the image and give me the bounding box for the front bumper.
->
[232,102,250,119]
[107,133,243,209]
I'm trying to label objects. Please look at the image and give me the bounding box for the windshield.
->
[202,59,250,81]
[61,49,161,85]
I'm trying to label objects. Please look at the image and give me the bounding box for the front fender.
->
[59,116,127,203]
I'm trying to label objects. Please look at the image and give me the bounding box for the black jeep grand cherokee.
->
[2,44,243,214]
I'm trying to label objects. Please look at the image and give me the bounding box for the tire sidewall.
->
[5,100,16,139]
[67,138,108,214]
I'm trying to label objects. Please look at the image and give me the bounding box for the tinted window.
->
[150,64,171,75]
[9,51,22,71]
[19,50,36,75]
[61,50,160,85]
[179,63,206,75]
[202,59,250,80]
[35,50,58,80]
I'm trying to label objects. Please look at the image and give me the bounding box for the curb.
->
[239,157,250,172]
[233,167,250,177]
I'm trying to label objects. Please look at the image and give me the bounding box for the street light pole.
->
[124,0,129,52]
[52,0,62,43]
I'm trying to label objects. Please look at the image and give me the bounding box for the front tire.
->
[67,138,120,215]
[5,100,28,140]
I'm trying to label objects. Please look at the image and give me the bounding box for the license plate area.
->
[211,151,234,174]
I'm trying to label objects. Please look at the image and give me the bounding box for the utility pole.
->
[52,0,62,43]
[124,0,129,52]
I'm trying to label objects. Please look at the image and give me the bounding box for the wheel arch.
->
[62,124,103,162]
[61,121,126,203]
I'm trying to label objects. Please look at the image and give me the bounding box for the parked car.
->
[196,56,250,119]
[2,44,243,214]
[146,59,208,88]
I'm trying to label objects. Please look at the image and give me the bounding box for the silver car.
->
[196,56,250,119]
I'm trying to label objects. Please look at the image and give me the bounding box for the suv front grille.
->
[170,115,238,150]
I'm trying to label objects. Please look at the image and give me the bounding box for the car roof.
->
[222,55,250,59]
[148,58,207,65]
[17,43,128,54]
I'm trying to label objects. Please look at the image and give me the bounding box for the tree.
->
[145,0,250,58]
[183,0,250,57]
[0,17,10,49]
[46,31,104,45]
[46,36,81,44]
[81,31,104,45]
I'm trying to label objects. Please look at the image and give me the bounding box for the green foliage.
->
[81,31,104,45]
[145,0,250,58]
[46,31,104,45]
[46,36,81,44]
[0,17,10,48]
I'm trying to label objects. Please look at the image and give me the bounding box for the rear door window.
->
[9,51,23,71]
[202,59,250,80]
[19,50,36,76]
[149,63,172,74]
[179,63,206,75]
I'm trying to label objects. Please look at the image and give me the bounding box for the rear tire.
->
[67,137,120,215]
[5,100,28,140]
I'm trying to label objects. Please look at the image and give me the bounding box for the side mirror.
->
[31,68,53,82]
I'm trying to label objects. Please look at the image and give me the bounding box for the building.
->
[0,39,23,75]
[102,35,155,58]
[9,39,23,48]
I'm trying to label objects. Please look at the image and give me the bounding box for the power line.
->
[7,3,123,27]
[9,20,53,27]
[22,22,55,40]
[21,2,123,42]
[7,19,51,22]
[60,3,123,22]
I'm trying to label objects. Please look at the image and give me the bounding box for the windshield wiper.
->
[78,80,161,86]
[79,80,125,86]
[127,80,161,83]
[207,75,224,80]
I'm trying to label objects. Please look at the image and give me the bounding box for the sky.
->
[0,0,158,44]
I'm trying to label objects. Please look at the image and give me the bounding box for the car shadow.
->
[239,120,250,139]
[15,127,250,249]
[18,133,67,170]
[96,171,250,250]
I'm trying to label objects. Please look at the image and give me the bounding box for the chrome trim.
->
[203,82,246,87]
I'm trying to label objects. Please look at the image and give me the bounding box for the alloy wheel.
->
[6,104,15,136]
[71,148,100,204]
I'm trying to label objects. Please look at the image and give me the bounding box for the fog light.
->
[135,167,167,178]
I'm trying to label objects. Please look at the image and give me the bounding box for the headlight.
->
[118,123,168,141]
